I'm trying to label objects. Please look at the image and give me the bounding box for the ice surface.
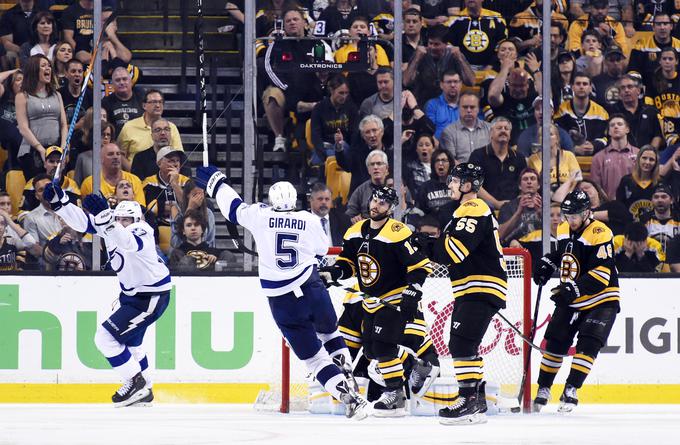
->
[0,404,678,445]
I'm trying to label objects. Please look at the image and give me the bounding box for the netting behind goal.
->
[256,247,532,413]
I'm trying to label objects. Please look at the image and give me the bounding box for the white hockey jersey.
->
[57,204,171,296]
[214,183,328,297]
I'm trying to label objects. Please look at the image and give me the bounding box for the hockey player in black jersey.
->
[436,163,508,426]
[320,187,434,417]
[533,190,620,413]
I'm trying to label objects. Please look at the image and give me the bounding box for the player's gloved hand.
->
[83,194,115,230]
[550,282,579,307]
[43,181,69,211]
[319,266,343,287]
[534,257,557,286]
[196,165,228,199]
[400,283,422,322]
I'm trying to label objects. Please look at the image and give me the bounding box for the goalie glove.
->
[42,182,69,211]
[196,166,228,199]
[400,283,422,322]
[319,266,343,287]
[534,257,557,286]
[550,282,579,307]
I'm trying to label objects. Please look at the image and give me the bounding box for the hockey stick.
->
[517,284,544,408]
[327,282,400,311]
[53,12,116,182]
[194,0,258,257]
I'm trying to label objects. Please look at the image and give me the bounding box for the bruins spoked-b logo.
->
[357,253,380,287]
[463,29,489,53]
[560,253,580,282]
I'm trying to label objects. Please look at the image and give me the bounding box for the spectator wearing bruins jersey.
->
[444,0,508,71]
[533,190,620,414]
[566,0,629,55]
[508,0,569,54]
[638,183,680,256]
[436,163,507,426]
[320,187,434,417]
[643,47,680,146]
[553,72,609,156]
[628,13,680,82]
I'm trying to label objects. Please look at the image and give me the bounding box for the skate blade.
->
[348,407,369,421]
[412,365,440,398]
[372,407,407,418]
[439,412,487,426]
[113,388,150,408]
[557,403,576,414]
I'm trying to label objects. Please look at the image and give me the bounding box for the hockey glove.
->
[534,257,557,286]
[196,166,228,199]
[319,266,343,287]
[400,284,422,322]
[83,194,115,233]
[550,282,579,307]
[43,182,69,211]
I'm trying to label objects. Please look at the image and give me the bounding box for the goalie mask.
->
[269,181,297,211]
[114,200,143,223]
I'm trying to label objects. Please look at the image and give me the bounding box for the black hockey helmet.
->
[371,186,399,207]
[447,163,484,192]
[561,190,591,215]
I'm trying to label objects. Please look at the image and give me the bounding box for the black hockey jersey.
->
[336,218,432,313]
[445,8,508,69]
[440,198,508,309]
[545,220,621,312]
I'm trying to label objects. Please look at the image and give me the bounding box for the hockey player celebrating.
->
[43,183,170,407]
[532,190,620,413]
[319,186,434,417]
[436,163,508,426]
[195,166,368,420]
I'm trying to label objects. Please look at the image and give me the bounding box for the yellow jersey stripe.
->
[454,287,507,300]
[588,270,610,286]
[452,274,508,287]
[407,258,433,274]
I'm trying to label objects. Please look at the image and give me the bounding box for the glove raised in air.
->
[43,182,69,211]
[196,165,228,199]
[83,194,114,230]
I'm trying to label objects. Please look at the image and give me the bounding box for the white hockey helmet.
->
[268,181,297,211]
[114,200,143,222]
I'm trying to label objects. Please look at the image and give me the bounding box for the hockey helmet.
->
[447,163,484,192]
[371,186,399,208]
[269,181,297,211]
[561,190,591,215]
[114,200,143,222]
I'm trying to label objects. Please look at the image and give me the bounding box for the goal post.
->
[267,247,532,414]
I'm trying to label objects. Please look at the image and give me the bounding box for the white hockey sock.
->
[129,345,152,388]
[303,347,346,401]
[94,326,141,381]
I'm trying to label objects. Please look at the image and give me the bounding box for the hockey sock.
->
[453,355,483,398]
[129,345,151,388]
[565,353,595,388]
[338,325,362,359]
[319,331,352,365]
[377,357,405,388]
[397,346,413,373]
[303,347,347,401]
[95,327,141,381]
[537,353,564,388]
[416,343,440,367]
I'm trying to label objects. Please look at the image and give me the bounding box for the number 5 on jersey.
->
[276,233,299,269]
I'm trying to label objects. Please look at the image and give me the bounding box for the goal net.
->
[255,247,532,414]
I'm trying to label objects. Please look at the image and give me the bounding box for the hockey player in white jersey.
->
[196,165,368,420]
[43,182,170,408]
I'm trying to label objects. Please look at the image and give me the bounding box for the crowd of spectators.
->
[2,0,680,274]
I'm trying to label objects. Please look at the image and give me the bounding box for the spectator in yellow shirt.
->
[117,89,183,163]
[527,123,582,194]
[80,143,146,207]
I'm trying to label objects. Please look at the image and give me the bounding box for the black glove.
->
[400,284,422,322]
[550,282,579,307]
[319,266,343,287]
[534,257,557,286]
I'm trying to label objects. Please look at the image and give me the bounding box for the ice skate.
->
[112,372,149,408]
[372,387,406,417]
[439,392,486,425]
[334,354,359,393]
[408,359,439,398]
[533,386,551,413]
[336,381,368,421]
[558,385,578,413]
[130,388,154,407]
